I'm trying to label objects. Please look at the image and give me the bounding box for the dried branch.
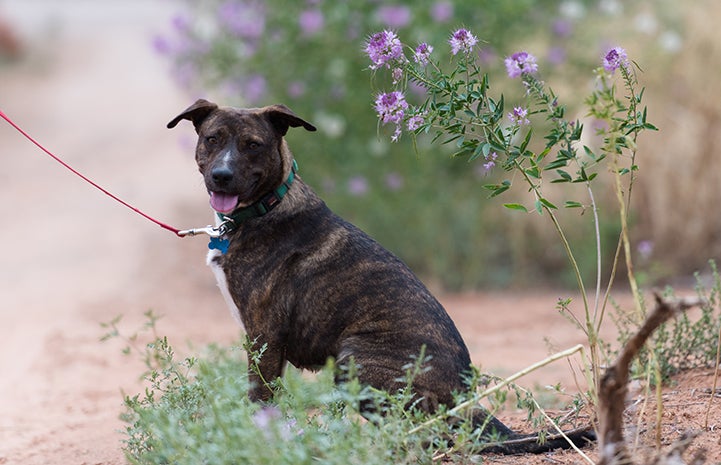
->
[597,292,706,465]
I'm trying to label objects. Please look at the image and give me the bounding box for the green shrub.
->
[104,313,591,465]
[613,260,721,384]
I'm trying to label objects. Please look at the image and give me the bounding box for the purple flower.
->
[287,81,306,98]
[376,5,411,28]
[552,19,573,38]
[251,406,302,440]
[347,176,369,196]
[637,240,654,260]
[508,106,530,126]
[413,42,433,66]
[171,14,191,33]
[547,46,566,66]
[430,1,453,23]
[299,9,324,36]
[449,28,478,55]
[406,114,425,131]
[385,172,404,191]
[505,51,538,78]
[375,91,409,142]
[243,74,267,104]
[151,35,172,56]
[365,30,404,70]
[392,67,403,84]
[392,127,402,142]
[374,91,408,124]
[218,0,266,40]
[483,152,498,171]
[602,46,629,73]
[252,406,281,430]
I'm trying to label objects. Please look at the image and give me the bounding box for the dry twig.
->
[597,292,707,465]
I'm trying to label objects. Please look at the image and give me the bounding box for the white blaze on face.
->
[209,150,240,214]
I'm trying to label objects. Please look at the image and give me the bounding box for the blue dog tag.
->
[208,237,230,254]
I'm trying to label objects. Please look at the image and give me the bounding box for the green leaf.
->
[484,180,511,198]
[556,169,572,181]
[644,122,658,131]
[503,203,528,212]
[442,134,463,145]
[489,139,506,153]
[481,142,491,158]
[539,197,558,210]
[525,164,540,179]
[519,128,533,153]
[534,199,543,215]
[469,143,485,161]
[564,201,583,208]
[536,147,551,163]
[544,158,569,171]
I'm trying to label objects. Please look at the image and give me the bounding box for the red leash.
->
[1,108,184,236]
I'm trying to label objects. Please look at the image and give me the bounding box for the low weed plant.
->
[614,261,721,384]
[108,317,587,464]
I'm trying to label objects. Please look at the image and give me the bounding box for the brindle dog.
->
[167,99,595,454]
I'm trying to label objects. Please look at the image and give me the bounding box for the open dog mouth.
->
[208,174,261,214]
[209,191,240,214]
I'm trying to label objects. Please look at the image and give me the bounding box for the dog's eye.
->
[248,141,261,150]
[206,136,218,145]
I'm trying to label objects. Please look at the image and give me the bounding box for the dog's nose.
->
[211,166,234,186]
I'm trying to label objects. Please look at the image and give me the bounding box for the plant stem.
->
[408,344,586,435]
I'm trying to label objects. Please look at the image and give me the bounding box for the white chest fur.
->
[207,248,245,328]
[207,213,245,329]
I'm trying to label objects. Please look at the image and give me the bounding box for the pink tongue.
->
[209,192,240,214]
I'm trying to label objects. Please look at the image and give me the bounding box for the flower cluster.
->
[365,30,403,70]
[483,151,498,171]
[406,114,426,131]
[413,42,433,66]
[252,406,303,441]
[367,28,541,143]
[374,91,409,141]
[602,46,629,74]
[504,51,538,78]
[364,25,632,166]
[508,106,530,126]
[448,28,478,55]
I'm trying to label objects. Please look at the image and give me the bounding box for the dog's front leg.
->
[247,344,286,403]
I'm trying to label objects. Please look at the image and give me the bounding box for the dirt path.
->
[0,3,718,464]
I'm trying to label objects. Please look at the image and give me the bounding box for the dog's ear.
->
[167,99,219,131]
[264,104,317,136]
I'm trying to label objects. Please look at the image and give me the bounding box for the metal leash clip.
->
[177,218,235,238]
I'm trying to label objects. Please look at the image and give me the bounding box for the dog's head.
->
[168,99,316,214]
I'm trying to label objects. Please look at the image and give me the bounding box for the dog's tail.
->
[472,411,597,455]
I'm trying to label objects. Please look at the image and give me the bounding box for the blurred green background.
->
[5,0,719,291]
[152,0,719,290]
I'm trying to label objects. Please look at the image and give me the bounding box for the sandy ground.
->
[0,2,718,464]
